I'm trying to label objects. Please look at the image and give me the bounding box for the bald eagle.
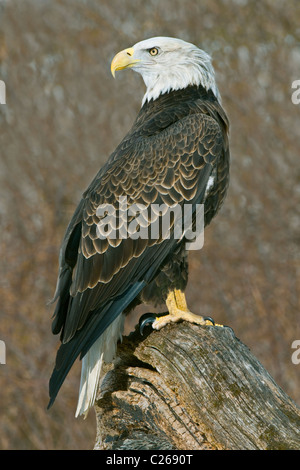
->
[48,37,230,417]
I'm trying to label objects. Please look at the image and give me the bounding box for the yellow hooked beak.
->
[111,47,140,77]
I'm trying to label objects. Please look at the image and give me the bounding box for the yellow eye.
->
[149,47,158,56]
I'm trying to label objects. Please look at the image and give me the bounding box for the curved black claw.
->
[139,313,156,336]
[139,312,169,336]
[203,316,215,325]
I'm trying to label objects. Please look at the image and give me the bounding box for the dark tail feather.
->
[47,281,145,410]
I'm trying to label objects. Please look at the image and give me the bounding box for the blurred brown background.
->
[0,0,299,450]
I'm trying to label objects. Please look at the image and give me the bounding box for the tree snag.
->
[94,321,300,450]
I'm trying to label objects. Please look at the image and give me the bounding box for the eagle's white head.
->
[111,36,220,105]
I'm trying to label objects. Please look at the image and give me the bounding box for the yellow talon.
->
[151,289,220,330]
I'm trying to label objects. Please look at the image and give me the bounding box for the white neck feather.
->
[141,50,220,105]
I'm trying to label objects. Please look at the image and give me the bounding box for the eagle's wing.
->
[48,113,223,407]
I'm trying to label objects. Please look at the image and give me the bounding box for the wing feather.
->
[55,113,223,337]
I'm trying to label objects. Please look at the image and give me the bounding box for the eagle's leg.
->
[151,289,219,330]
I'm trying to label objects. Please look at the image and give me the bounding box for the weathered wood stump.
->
[94,321,300,450]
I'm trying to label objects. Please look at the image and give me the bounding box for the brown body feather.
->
[49,84,229,408]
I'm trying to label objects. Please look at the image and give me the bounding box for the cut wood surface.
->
[94,321,300,450]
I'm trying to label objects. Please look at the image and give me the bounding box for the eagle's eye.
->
[149,47,158,56]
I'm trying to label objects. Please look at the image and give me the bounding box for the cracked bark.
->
[93,321,300,450]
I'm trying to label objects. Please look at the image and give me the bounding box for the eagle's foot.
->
[166,289,226,327]
[139,289,224,335]
[152,310,214,330]
[139,310,214,334]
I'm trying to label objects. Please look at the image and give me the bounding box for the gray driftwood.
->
[94,321,300,450]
